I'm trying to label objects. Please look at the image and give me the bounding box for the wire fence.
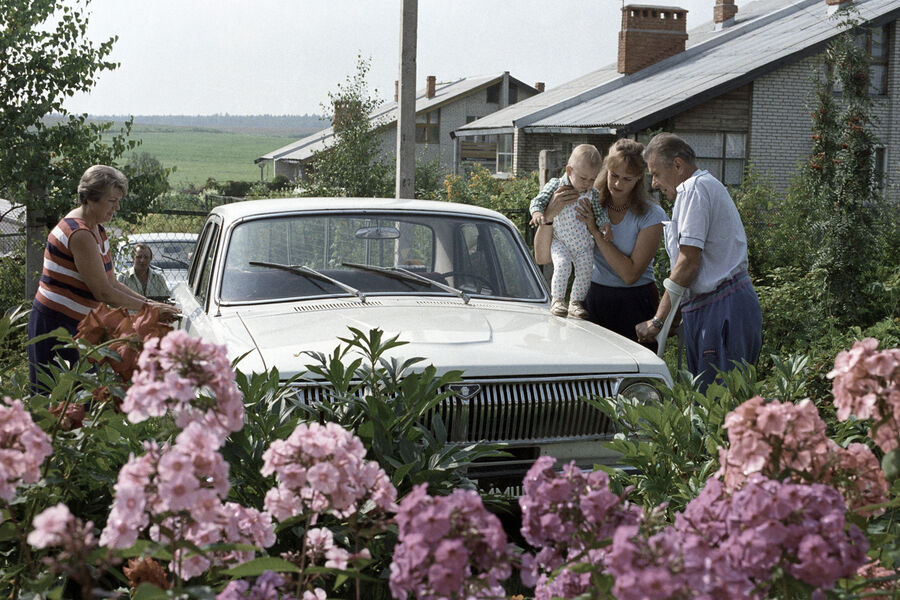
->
[0,201,25,258]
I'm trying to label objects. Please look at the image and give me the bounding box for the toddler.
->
[529,144,609,318]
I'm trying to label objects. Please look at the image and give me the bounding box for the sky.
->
[63,0,747,116]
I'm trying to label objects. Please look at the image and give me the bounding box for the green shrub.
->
[269,174,291,191]
[438,165,539,238]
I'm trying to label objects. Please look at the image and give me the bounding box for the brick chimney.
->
[826,0,853,14]
[714,0,738,28]
[618,5,689,75]
[426,75,436,99]
[535,82,545,93]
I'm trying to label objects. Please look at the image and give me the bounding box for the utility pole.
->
[395,0,417,199]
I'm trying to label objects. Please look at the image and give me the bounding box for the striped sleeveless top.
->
[33,217,113,324]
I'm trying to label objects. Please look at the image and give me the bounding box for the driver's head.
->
[133,244,153,273]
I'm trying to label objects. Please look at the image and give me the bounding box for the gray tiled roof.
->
[455,0,900,136]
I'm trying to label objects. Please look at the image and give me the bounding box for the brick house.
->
[453,0,900,201]
[255,73,540,181]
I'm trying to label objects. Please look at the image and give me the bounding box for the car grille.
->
[290,376,618,444]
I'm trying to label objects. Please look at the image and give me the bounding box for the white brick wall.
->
[750,22,900,203]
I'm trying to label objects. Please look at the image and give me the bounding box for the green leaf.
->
[0,520,18,541]
[223,556,301,577]
[133,583,170,600]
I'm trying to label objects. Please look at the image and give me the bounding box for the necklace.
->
[608,202,629,213]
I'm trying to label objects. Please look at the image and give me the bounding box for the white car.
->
[172,198,672,480]
[115,233,199,295]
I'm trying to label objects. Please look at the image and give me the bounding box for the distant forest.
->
[45,113,330,135]
[93,113,329,134]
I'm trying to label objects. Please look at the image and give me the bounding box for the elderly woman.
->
[27,165,179,389]
[534,139,665,346]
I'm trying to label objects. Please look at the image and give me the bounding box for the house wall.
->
[373,83,541,176]
[513,132,616,175]
[749,21,899,202]
[748,55,822,194]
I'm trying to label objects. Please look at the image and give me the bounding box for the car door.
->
[178,217,222,337]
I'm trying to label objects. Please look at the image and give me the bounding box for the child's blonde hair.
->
[567,144,602,171]
[594,139,652,215]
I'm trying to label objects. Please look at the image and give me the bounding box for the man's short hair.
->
[133,243,153,258]
[643,133,696,166]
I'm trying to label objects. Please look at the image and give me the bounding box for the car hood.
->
[214,300,663,380]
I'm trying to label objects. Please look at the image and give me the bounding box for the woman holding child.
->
[534,139,665,345]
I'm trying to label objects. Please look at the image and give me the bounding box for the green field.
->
[104,124,313,188]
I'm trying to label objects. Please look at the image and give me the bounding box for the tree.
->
[303,56,393,198]
[0,0,160,298]
[805,9,888,323]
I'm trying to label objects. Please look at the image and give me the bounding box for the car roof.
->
[209,197,511,223]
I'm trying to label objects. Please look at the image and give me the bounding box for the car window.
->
[218,212,544,303]
[196,223,221,308]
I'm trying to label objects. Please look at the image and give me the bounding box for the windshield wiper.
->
[162,254,189,267]
[249,261,366,303]
[342,261,469,304]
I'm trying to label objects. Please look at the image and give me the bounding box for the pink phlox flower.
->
[829,340,900,453]
[124,330,243,445]
[324,545,351,570]
[262,421,396,522]
[305,527,335,561]
[519,456,638,597]
[27,503,73,549]
[0,397,53,501]
[389,484,512,600]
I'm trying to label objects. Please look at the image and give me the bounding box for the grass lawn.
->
[105,124,308,188]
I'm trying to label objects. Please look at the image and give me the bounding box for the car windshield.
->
[220,212,545,303]
[121,240,195,271]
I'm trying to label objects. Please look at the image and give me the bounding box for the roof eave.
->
[451,126,515,138]
[525,126,618,135]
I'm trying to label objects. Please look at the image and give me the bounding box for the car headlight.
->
[618,380,662,404]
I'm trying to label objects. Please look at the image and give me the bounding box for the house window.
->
[508,85,518,105]
[874,145,887,191]
[416,110,440,144]
[679,132,747,186]
[486,83,500,104]
[497,134,514,173]
[832,24,890,95]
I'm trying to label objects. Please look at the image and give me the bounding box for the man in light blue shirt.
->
[637,133,762,390]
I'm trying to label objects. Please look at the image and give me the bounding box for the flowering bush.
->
[218,570,300,599]
[262,420,396,522]
[0,396,52,501]
[518,456,640,598]
[27,503,116,598]
[390,483,513,600]
[2,287,898,599]
[123,329,244,444]
[100,422,274,580]
[829,337,900,453]
[607,475,869,599]
[716,395,888,513]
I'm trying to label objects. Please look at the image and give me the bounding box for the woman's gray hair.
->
[643,133,696,166]
[77,165,128,205]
